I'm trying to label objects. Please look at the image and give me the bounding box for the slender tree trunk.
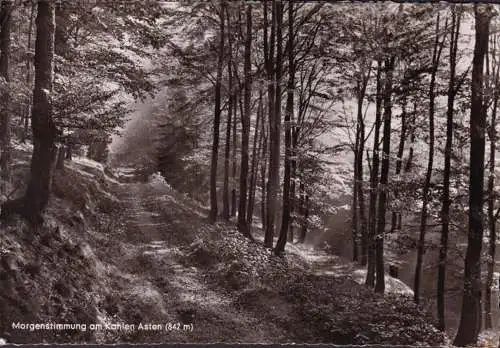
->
[261,0,273,241]
[438,9,460,331]
[357,66,370,266]
[265,0,281,248]
[275,0,295,255]
[375,57,395,294]
[0,0,12,193]
[415,15,444,304]
[222,10,233,220]
[231,87,238,217]
[247,86,263,227]
[22,2,35,143]
[289,128,298,243]
[237,3,252,239]
[260,128,268,232]
[391,96,407,232]
[209,5,226,223]
[454,6,492,346]
[366,61,383,287]
[352,124,360,261]
[299,192,309,243]
[404,102,417,173]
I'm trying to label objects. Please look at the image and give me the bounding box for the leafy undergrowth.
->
[0,149,124,344]
[183,224,448,345]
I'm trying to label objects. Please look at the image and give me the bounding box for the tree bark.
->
[485,51,498,330]
[237,3,252,239]
[231,84,238,217]
[1,0,57,224]
[438,8,460,331]
[222,8,233,221]
[275,0,295,255]
[22,2,35,143]
[366,61,383,287]
[0,0,12,193]
[352,122,360,262]
[299,191,309,243]
[375,57,395,294]
[265,0,281,248]
[391,95,407,232]
[454,5,492,346]
[356,63,371,266]
[247,86,263,227]
[209,4,226,223]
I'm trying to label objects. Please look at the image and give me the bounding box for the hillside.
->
[0,147,449,345]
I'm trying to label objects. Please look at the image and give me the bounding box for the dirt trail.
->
[94,179,289,343]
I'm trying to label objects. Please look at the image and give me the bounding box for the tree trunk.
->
[209,4,226,223]
[356,65,370,266]
[275,0,295,255]
[237,3,252,239]
[391,95,407,232]
[247,86,263,227]
[414,14,444,304]
[289,130,298,243]
[22,2,35,143]
[264,0,279,248]
[352,123,360,262]
[1,0,57,224]
[375,57,395,294]
[404,102,417,173]
[231,85,238,217]
[438,8,460,331]
[299,192,309,243]
[55,145,65,170]
[222,8,233,221]
[454,6,492,346]
[366,61,383,287]
[0,0,12,193]
[485,59,498,330]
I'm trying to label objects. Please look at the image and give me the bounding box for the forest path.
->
[95,177,290,343]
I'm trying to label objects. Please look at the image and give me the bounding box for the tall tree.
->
[264,0,281,248]
[414,13,445,304]
[247,85,263,227]
[265,0,282,248]
[454,5,493,346]
[375,56,395,293]
[222,7,234,221]
[366,60,383,287]
[1,0,57,224]
[0,0,12,193]
[237,2,252,238]
[438,7,461,331]
[275,0,295,255]
[355,59,371,265]
[391,92,407,232]
[208,3,226,223]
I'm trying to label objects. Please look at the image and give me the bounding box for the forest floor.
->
[0,151,492,345]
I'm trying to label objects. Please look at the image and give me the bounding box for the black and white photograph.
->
[0,1,499,347]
